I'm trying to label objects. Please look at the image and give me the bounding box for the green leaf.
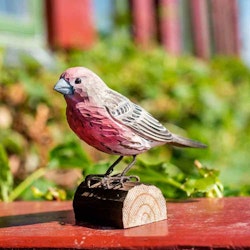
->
[182,161,223,198]
[8,168,46,201]
[0,129,26,155]
[0,145,13,202]
[49,139,91,169]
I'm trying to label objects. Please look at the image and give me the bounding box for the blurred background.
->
[0,0,249,201]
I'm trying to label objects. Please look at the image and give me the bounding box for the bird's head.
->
[54,67,106,96]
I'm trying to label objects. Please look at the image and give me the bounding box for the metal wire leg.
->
[104,156,124,176]
[121,155,137,176]
[85,155,139,189]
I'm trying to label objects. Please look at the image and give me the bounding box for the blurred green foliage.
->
[0,36,250,201]
[0,144,13,201]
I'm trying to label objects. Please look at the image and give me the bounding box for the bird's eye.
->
[75,78,81,84]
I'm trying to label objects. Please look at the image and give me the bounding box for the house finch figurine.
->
[54,67,206,187]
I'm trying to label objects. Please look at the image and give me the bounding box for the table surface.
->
[0,197,250,249]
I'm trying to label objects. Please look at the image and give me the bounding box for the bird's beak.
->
[54,78,74,95]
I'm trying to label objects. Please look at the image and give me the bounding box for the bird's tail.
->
[170,134,207,148]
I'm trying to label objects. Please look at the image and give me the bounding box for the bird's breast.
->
[65,98,152,155]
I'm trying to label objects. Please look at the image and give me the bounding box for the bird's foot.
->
[85,174,140,189]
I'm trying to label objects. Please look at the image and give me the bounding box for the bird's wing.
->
[104,90,173,142]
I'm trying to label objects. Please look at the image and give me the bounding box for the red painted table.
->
[0,198,249,249]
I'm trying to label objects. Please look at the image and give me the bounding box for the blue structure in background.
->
[0,0,28,18]
[238,0,250,67]
[93,0,114,35]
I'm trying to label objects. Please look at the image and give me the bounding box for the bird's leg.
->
[105,155,139,188]
[85,156,123,188]
[85,155,140,189]
[104,155,124,176]
[120,155,137,176]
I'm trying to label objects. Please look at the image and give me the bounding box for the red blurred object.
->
[131,0,156,48]
[0,198,250,249]
[46,0,97,49]
[159,0,181,55]
[211,0,240,55]
[190,0,211,59]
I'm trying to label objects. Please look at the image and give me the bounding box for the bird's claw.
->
[85,174,140,189]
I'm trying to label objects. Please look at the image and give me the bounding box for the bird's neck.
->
[65,84,108,108]
[64,92,90,106]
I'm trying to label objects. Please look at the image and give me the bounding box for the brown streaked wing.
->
[105,90,173,142]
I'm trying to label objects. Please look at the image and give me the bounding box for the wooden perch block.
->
[73,181,167,228]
